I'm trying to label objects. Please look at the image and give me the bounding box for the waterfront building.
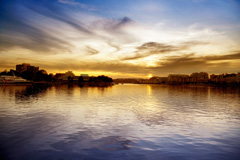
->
[114,78,140,84]
[237,73,240,84]
[138,79,150,84]
[147,77,168,84]
[73,76,80,81]
[54,73,65,81]
[55,71,75,81]
[168,74,189,84]
[225,73,237,84]
[80,74,90,82]
[16,63,30,73]
[210,74,219,83]
[210,73,239,84]
[16,63,39,74]
[190,72,209,83]
[27,66,39,73]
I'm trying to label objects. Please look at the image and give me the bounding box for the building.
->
[190,72,209,83]
[16,63,30,73]
[145,77,168,84]
[114,78,140,84]
[237,73,240,84]
[80,74,90,82]
[16,63,39,74]
[225,73,237,84]
[55,71,75,81]
[168,74,189,84]
[54,73,64,80]
[27,66,39,73]
[210,73,239,84]
[210,74,219,83]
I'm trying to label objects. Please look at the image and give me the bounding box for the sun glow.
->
[0,0,239,78]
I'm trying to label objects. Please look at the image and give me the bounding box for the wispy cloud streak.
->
[24,1,92,34]
[58,0,97,11]
[121,41,209,60]
[0,0,240,77]
[0,5,72,53]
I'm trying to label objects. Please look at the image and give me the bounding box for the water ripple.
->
[0,85,240,160]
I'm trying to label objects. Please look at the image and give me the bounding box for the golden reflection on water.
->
[147,85,152,96]
[0,85,239,132]
[0,85,239,115]
[0,84,240,159]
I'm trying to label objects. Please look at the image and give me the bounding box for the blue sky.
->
[0,0,240,77]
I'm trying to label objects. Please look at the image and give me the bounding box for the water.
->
[0,84,240,160]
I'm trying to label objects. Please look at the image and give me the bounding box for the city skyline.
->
[1,0,240,78]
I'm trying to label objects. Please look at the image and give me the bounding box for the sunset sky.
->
[0,0,240,78]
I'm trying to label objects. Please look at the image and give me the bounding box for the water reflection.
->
[15,86,48,103]
[0,84,240,160]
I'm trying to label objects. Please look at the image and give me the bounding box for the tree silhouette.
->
[21,71,34,80]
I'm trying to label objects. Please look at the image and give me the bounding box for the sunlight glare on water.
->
[0,84,240,160]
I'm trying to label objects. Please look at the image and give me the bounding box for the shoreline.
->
[0,81,239,87]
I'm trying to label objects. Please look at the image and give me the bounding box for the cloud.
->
[24,2,92,34]
[91,16,135,35]
[151,52,240,74]
[205,52,240,61]
[34,52,240,76]
[0,0,93,53]
[107,42,121,52]
[121,42,178,60]
[36,60,148,75]
[0,1,136,55]
[86,16,138,45]
[180,41,210,46]
[1,52,240,77]
[58,0,80,5]
[85,46,99,55]
[114,17,135,29]
[58,0,97,11]
[137,42,179,52]
[121,41,209,61]
[0,13,72,53]
[1,0,240,77]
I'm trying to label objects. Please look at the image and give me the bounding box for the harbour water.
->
[0,84,240,160]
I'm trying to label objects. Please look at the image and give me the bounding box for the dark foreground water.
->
[0,84,240,160]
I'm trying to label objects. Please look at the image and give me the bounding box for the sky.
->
[0,0,240,78]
